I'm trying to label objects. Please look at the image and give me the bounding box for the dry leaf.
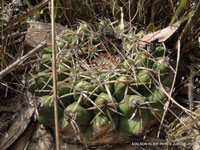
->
[138,21,181,47]
[8,123,36,150]
[0,105,36,150]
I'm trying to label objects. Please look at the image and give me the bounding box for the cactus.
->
[119,109,149,135]
[94,92,118,116]
[37,96,63,127]
[93,114,119,134]
[29,20,174,144]
[60,102,91,133]
[119,95,145,118]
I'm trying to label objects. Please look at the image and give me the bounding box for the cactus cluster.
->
[29,20,174,144]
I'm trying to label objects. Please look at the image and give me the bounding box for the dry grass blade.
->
[157,40,181,137]
[167,108,200,142]
[149,75,188,127]
[160,86,199,117]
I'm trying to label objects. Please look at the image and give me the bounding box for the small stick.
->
[51,0,60,149]
[157,40,181,137]
[0,41,46,79]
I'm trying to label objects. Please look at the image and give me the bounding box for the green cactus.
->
[73,81,96,107]
[37,96,63,126]
[119,95,144,118]
[119,109,149,135]
[94,93,118,116]
[60,102,92,133]
[93,114,119,134]
[28,20,174,143]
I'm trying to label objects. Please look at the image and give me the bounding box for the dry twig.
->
[0,41,46,79]
[51,0,60,149]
